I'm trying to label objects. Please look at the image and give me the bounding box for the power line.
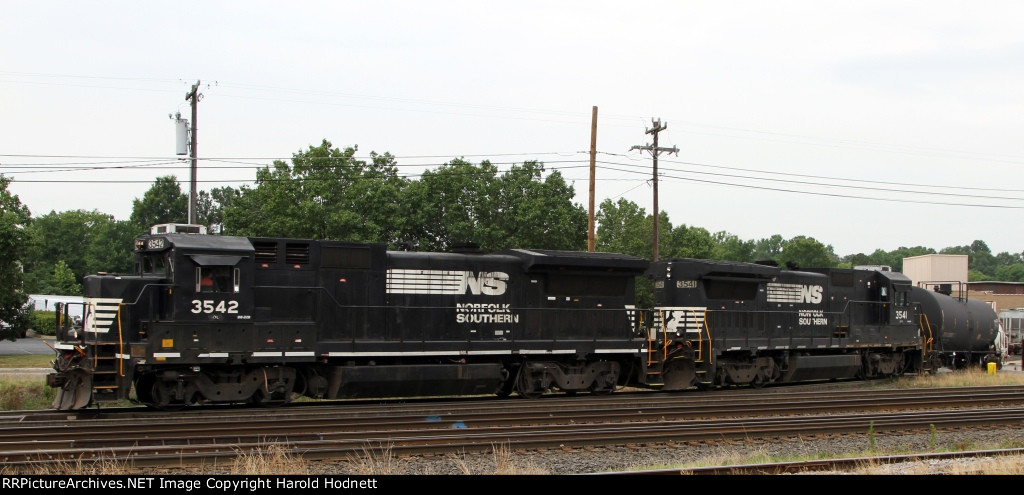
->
[595,160,1024,201]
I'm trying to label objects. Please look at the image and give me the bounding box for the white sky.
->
[2,1,1022,257]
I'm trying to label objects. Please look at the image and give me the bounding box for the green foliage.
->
[752,234,784,262]
[0,176,31,341]
[401,158,502,251]
[712,231,755,262]
[129,175,188,229]
[595,198,650,258]
[402,158,587,251]
[49,261,81,295]
[995,264,1024,282]
[224,140,407,244]
[0,381,58,411]
[777,235,838,269]
[667,224,715,259]
[489,161,587,251]
[29,310,56,336]
[968,269,994,282]
[84,219,137,275]
[21,210,137,293]
[197,186,239,228]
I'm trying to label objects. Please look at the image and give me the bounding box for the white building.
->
[28,294,85,319]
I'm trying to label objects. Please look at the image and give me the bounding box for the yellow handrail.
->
[117,303,125,377]
[701,309,712,366]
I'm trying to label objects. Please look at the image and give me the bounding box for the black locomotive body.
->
[645,259,927,390]
[48,226,649,410]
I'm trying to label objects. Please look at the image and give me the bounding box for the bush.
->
[29,311,57,336]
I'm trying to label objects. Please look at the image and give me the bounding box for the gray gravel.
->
[316,424,1024,475]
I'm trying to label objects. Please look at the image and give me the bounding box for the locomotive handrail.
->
[88,282,177,310]
[117,303,125,377]
[701,309,712,365]
[920,312,935,352]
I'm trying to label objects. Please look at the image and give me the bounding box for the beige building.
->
[901,253,1021,322]
[902,254,969,291]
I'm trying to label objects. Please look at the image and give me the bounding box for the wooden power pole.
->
[630,118,678,261]
[588,106,598,252]
[185,80,202,225]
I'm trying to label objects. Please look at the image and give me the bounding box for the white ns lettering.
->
[461,272,508,295]
[800,285,823,304]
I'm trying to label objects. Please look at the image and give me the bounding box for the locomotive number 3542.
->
[191,299,239,314]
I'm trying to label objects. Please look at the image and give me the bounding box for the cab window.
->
[196,266,238,293]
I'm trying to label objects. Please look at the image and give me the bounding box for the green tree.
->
[401,158,501,251]
[197,186,239,230]
[667,224,715,259]
[995,263,1024,282]
[595,198,650,258]
[85,219,137,276]
[712,231,755,262]
[778,235,838,269]
[995,251,1024,266]
[489,161,586,250]
[50,260,81,295]
[968,269,993,282]
[752,234,785,262]
[130,175,188,230]
[225,141,407,244]
[21,210,123,293]
[0,176,31,340]
[941,241,997,276]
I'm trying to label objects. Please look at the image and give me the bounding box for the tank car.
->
[644,259,926,390]
[47,224,649,410]
[909,286,1002,370]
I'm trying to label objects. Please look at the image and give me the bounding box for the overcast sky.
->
[2,1,1022,258]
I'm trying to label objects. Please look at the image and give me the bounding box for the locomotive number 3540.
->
[191,299,239,314]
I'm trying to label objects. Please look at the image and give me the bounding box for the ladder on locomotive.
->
[646,308,712,388]
[83,302,127,404]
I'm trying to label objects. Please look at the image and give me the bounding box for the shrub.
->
[30,311,57,336]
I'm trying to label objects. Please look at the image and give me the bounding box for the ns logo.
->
[801,285,823,304]
[461,271,508,295]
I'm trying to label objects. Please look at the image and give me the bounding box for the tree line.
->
[3,139,1022,337]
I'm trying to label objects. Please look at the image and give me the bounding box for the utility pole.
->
[185,80,202,225]
[588,106,598,252]
[630,118,678,261]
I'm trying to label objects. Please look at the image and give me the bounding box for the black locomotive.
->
[49,224,649,410]
[645,259,1001,391]
[47,225,1003,410]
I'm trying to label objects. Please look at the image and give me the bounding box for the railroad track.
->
[3,385,1024,471]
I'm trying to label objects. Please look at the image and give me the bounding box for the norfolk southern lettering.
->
[456,303,520,323]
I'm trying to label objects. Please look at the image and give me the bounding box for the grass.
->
[0,381,58,411]
[883,367,1024,388]
[0,354,53,368]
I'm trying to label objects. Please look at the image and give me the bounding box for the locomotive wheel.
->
[749,373,765,389]
[516,369,544,399]
[149,381,186,411]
